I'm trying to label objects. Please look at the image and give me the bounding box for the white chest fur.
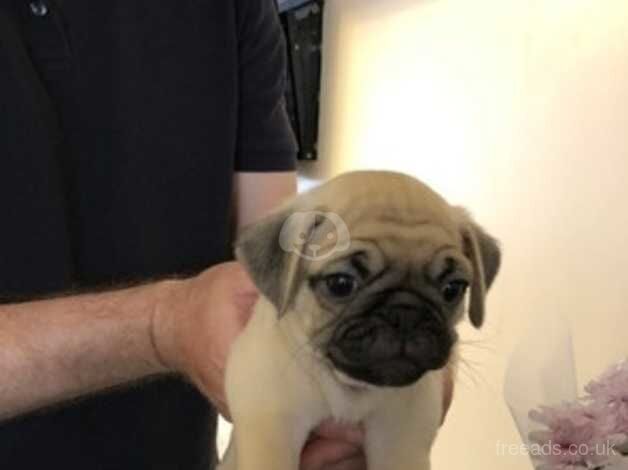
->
[220,296,444,470]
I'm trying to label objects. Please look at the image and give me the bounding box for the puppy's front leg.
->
[225,411,306,470]
[219,390,317,470]
[364,371,443,470]
[219,300,323,470]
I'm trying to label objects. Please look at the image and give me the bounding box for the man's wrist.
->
[150,278,189,376]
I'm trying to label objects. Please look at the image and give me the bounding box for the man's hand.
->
[153,261,259,418]
[301,421,366,470]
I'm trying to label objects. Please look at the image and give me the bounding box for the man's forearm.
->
[0,280,175,421]
[0,171,298,422]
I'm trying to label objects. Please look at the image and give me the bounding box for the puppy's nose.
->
[385,306,429,335]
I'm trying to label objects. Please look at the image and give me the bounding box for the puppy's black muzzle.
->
[327,303,454,387]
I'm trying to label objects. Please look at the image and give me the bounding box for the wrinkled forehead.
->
[351,213,461,263]
[342,204,459,241]
[303,206,464,276]
[309,172,457,230]
[334,184,461,244]
[301,172,463,262]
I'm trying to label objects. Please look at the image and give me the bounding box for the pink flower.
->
[528,402,621,469]
[605,457,628,470]
[585,359,628,436]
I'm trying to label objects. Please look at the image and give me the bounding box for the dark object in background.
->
[277,0,324,161]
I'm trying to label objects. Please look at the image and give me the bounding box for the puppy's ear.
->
[456,209,501,328]
[234,202,322,316]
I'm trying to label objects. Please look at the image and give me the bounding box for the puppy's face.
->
[303,226,470,387]
[235,171,500,388]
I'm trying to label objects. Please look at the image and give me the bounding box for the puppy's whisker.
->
[274,322,328,383]
[456,354,484,371]
[454,355,490,390]
[457,342,496,356]
[458,337,495,348]
[457,338,498,364]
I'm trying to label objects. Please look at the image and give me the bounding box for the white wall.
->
[299,0,628,468]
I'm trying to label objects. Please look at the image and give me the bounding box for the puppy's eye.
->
[441,280,468,303]
[324,273,358,298]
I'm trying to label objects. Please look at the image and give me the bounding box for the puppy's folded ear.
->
[234,201,323,316]
[455,209,501,328]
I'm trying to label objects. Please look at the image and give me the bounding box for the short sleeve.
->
[234,0,298,172]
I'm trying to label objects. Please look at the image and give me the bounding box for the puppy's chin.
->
[332,369,378,391]
[330,357,432,388]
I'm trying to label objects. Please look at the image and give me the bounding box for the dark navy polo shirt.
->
[0,0,297,467]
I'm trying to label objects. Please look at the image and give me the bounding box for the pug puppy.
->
[218,170,500,470]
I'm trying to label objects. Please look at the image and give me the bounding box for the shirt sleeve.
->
[234,0,299,172]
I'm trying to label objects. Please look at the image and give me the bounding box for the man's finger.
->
[231,263,258,294]
[217,404,231,422]
[301,439,362,470]
[317,456,366,470]
[311,420,364,446]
